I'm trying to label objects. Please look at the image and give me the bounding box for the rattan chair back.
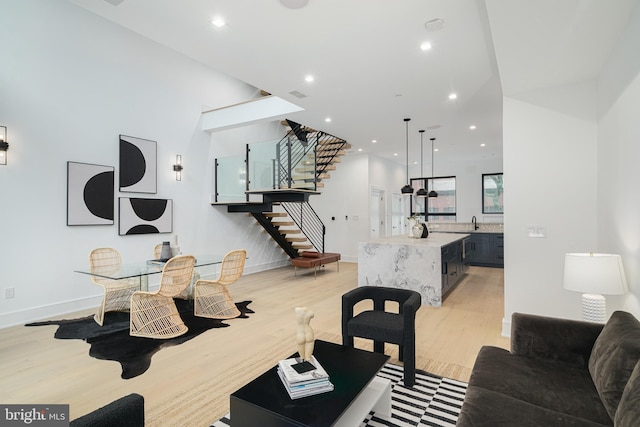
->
[157,255,196,297]
[89,248,122,286]
[216,249,247,285]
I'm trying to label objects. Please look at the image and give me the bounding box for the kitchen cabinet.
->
[467,233,503,267]
[441,238,467,295]
[358,233,469,307]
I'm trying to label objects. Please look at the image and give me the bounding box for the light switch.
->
[527,225,546,238]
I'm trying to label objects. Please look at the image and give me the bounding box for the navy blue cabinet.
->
[467,233,503,268]
[441,238,467,295]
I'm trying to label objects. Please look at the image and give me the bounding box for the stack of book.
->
[277,356,334,399]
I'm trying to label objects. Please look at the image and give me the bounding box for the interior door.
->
[391,193,403,236]
[370,188,386,238]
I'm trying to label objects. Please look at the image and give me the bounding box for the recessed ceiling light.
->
[448,93,457,100]
[393,153,398,156]
[371,140,377,143]
[420,42,432,51]
[357,148,363,152]
[324,117,331,122]
[434,148,439,152]
[469,125,476,130]
[480,143,486,147]
[304,75,314,83]
[413,161,418,165]
[211,16,226,27]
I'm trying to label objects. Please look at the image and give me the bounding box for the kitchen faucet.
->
[472,216,479,230]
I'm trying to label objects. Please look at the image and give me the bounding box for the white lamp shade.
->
[563,253,628,295]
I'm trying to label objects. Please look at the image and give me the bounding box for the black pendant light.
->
[428,137,438,198]
[400,118,414,195]
[416,130,428,197]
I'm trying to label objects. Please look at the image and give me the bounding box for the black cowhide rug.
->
[26,299,253,379]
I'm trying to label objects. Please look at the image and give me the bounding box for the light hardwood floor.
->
[0,262,508,426]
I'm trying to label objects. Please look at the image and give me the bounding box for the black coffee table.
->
[230,340,390,427]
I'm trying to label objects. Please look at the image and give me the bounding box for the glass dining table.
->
[74,254,225,293]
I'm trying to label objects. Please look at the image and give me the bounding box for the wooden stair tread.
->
[271,221,294,226]
[285,237,308,242]
[264,212,287,217]
[280,229,302,234]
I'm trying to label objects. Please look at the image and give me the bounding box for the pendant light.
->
[416,130,428,197]
[428,137,438,198]
[400,118,414,195]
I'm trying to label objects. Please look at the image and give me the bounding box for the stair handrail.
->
[280,201,325,254]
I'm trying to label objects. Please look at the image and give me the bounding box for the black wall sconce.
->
[173,154,183,181]
[0,126,8,166]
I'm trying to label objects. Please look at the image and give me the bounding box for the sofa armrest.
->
[511,312,604,369]
[70,393,144,427]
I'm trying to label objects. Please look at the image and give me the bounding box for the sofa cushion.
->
[458,386,611,427]
[615,360,640,427]
[468,346,611,425]
[589,311,640,420]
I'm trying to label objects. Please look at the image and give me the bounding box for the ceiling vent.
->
[289,90,308,99]
[424,18,445,32]
[280,0,310,9]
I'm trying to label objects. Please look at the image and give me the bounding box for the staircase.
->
[214,120,347,258]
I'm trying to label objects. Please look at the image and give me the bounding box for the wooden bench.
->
[291,252,341,278]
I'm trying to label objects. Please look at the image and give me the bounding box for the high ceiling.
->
[68,0,638,165]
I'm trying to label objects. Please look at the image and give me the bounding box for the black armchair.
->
[342,286,421,386]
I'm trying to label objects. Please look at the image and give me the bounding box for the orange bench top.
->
[291,252,341,268]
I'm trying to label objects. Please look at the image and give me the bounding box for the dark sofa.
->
[70,393,144,427]
[457,311,640,426]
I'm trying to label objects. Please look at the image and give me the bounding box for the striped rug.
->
[211,363,467,427]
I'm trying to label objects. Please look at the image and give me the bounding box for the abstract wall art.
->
[67,161,114,226]
[119,134,157,193]
[119,197,173,235]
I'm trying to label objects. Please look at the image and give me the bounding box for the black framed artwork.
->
[67,161,114,226]
[119,134,157,193]
[118,197,173,235]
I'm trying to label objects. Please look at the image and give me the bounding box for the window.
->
[410,176,456,221]
[482,173,504,214]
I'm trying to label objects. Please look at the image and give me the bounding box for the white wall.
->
[502,82,599,332]
[0,0,288,327]
[597,3,640,315]
[502,3,640,332]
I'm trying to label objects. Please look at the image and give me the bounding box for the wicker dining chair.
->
[153,244,196,300]
[153,243,163,259]
[88,248,139,326]
[194,249,246,319]
[129,255,196,339]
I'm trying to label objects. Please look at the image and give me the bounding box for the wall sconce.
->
[0,126,8,166]
[173,154,183,181]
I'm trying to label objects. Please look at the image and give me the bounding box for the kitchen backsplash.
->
[428,222,504,233]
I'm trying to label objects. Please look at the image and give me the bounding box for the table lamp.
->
[563,253,628,323]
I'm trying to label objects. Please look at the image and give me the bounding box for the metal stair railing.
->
[280,201,325,254]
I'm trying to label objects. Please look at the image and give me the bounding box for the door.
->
[391,193,403,236]
[370,188,386,238]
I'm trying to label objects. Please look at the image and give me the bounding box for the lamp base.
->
[582,293,606,323]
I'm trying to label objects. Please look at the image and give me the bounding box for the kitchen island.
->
[357,233,469,307]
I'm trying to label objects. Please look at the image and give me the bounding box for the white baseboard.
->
[0,295,104,329]
[502,317,511,338]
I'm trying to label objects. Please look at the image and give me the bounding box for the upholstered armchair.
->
[342,286,421,386]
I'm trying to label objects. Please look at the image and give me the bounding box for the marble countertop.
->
[363,232,469,247]
[435,229,504,234]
